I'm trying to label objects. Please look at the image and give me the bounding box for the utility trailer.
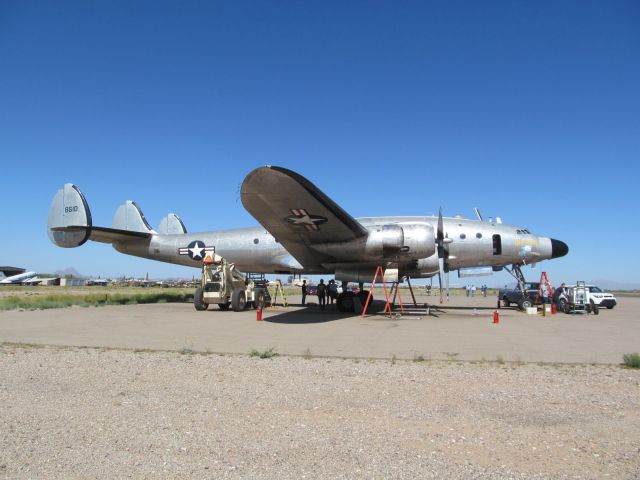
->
[194,255,270,311]
[561,281,599,315]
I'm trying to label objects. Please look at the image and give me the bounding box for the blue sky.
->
[1,1,639,286]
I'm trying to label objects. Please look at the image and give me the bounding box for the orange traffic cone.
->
[493,310,500,324]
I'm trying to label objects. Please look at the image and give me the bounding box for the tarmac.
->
[1,293,638,364]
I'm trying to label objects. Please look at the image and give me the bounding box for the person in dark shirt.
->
[317,279,326,309]
[301,280,307,305]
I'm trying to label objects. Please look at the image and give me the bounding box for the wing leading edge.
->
[241,166,368,271]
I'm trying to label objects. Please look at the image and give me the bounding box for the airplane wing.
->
[241,166,368,271]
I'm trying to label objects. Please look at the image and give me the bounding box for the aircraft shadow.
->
[264,300,447,324]
[264,301,388,324]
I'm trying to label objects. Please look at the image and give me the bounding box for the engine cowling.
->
[313,223,436,261]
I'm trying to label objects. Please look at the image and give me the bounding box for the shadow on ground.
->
[264,300,390,324]
[263,300,457,323]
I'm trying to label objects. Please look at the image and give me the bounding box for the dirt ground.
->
[1,293,639,478]
[0,294,638,364]
[1,346,639,479]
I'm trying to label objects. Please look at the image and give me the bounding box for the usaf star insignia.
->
[179,241,215,261]
[286,208,328,231]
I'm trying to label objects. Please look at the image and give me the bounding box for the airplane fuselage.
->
[113,215,563,280]
[48,168,568,284]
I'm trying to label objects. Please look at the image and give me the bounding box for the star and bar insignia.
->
[286,208,328,231]
[179,241,215,261]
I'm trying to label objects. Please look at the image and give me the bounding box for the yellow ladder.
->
[270,279,288,307]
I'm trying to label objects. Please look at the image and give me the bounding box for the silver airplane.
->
[0,270,38,285]
[47,166,568,297]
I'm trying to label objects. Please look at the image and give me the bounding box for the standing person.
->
[466,285,470,297]
[553,282,567,308]
[540,281,550,304]
[301,279,307,306]
[317,279,326,309]
[328,280,337,304]
[471,285,476,297]
[324,280,331,303]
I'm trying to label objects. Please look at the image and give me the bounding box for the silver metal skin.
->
[47,167,568,281]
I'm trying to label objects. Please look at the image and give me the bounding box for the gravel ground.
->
[1,345,639,479]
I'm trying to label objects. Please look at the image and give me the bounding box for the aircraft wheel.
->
[359,290,372,305]
[232,289,247,311]
[563,303,571,314]
[218,303,230,311]
[337,294,355,313]
[255,290,266,309]
[194,287,208,311]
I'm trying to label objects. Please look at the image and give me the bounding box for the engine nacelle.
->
[395,224,436,259]
[313,223,435,261]
[413,254,440,277]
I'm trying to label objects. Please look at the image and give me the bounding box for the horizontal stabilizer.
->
[112,201,156,234]
[49,226,152,244]
[158,213,187,234]
[47,184,93,247]
[48,184,154,247]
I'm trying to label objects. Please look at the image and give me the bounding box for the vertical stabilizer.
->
[112,201,156,234]
[158,213,187,234]
[47,183,93,247]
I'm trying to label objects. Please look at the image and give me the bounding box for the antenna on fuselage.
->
[474,207,483,222]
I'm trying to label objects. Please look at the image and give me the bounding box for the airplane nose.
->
[550,239,569,258]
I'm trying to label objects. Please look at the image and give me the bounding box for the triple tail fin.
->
[48,184,154,247]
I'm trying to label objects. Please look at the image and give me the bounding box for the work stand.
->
[362,267,438,318]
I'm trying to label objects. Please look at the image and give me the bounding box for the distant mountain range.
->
[54,267,87,279]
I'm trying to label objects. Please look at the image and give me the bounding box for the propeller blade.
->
[444,269,450,301]
[438,258,443,300]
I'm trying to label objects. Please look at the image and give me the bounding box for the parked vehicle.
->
[498,282,540,309]
[558,284,616,312]
[559,282,599,315]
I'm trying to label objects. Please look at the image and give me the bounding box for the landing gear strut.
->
[504,263,530,310]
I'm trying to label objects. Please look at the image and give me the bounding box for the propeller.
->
[436,208,452,302]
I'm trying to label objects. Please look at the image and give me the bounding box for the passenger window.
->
[253,238,259,244]
[476,233,482,238]
[460,233,466,239]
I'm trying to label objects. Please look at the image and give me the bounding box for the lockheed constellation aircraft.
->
[48,166,568,301]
